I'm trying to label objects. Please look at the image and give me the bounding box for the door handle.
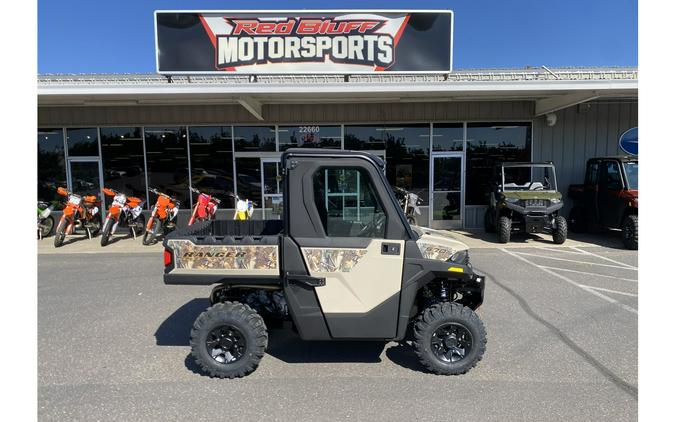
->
[285,273,326,287]
[381,243,401,255]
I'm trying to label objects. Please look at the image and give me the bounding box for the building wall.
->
[39,98,637,229]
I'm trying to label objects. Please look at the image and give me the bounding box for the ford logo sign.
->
[619,127,638,156]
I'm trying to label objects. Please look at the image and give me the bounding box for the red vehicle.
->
[100,188,146,246]
[142,187,180,245]
[188,187,221,225]
[53,187,102,247]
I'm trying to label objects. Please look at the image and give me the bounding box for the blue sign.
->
[619,127,638,156]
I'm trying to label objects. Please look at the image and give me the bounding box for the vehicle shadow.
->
[155,298,209,346]
[105,230,141,245]
[384,342,431,374]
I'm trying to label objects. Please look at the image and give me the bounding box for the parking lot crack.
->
[478,268,638,400]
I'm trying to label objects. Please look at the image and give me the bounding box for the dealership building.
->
[37,12,638,229]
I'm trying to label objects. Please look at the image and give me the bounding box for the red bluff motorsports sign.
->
[154,10,453,74]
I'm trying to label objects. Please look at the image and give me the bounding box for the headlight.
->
[550,198,561,204]
[449,249,469,265]
[505,197,520,203]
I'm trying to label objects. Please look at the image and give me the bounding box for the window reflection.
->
[235,157,262,205]
[66,128,99,156]
[144,127,189,206]
[278,125,341,150]
[233,126,276,151]
[189,126,235,207]
[433,123,463,151]
[100,127,146,201]
[466,123,531,205]
[38,128,67,209]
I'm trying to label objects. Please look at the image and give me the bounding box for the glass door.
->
[260,158,283,220]
[430,153,464,229]
[68,159,103,199]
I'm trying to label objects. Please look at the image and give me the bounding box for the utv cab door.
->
[598,160,625,228]
[282,153,411,339]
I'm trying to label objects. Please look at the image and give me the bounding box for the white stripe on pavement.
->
[539,266,638,283]
[569,247,638,270]
[580,285,638,298]
[511,252,638,270]
[500,248,638,315]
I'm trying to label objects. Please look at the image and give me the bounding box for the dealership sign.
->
[154,10,453,74]
[619,127,638,155]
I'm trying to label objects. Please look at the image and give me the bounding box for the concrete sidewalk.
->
[37,227,627,254]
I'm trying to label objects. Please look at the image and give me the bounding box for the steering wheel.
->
[356,213,386,237]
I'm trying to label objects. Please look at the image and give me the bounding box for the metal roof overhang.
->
[38,78,638,121]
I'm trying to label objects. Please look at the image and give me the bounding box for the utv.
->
[568,157,638,249]
[484,162,567,244]
[163,149,486,378]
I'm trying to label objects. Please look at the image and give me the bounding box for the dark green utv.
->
[484,162,567,244]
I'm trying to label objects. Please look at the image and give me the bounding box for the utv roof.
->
[282,148,386,169]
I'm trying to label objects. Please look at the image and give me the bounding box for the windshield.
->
[624,161,638,189]
[502,166,556,191]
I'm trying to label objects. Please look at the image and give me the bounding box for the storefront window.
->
[233,126,276,151]
[383,124,431,202]
[466,123,532,205]
[100,127,146,200]
[433,123,464,151]
[66,127,99,156]
[343,125,386,150]
[144,127,189,206]
[235,157,262,205]
[278,125,341,150]
[38,128,67,209]
[189,126,235,206]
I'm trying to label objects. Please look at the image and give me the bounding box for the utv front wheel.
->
[552,216,568,245]
[497,216,511,243]
[622,214,638,250]
[190,302,268,379]
[413,302,487,375]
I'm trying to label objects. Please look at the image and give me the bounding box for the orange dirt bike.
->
[100,188,146,246]
[142,187,180,245]
[187,187,221,226]
[53,187,102,247]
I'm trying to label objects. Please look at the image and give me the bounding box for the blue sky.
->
[38,0,637,73]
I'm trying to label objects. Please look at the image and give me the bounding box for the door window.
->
[586,161,599,185]
[313,167,386,238]
[600,161,623,190]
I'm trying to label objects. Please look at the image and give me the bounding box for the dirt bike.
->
[187,187,220,225]
[142,187,179,245]
[100,187,146,246]
[393,186,423,225]
[38,201,55,239]
[53,187,102,247]
[229,193,256,220]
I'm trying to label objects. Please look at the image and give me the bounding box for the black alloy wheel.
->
[430,322,473,364]
[205,325,247,364]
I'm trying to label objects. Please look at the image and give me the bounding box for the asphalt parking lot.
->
[38,237,638,421]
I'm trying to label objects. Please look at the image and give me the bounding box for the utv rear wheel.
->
[622,214,638,250]
[552,216,568,245]
[484,208,496,233]
[190,302,268,379]
[497,216,511,243]
[413,302,487,375]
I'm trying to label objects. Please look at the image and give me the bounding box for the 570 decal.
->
[214,18,395,69]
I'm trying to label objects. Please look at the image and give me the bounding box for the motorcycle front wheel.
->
[100,218,113,246]
[54,218,68,248]
[142,218,161,245]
